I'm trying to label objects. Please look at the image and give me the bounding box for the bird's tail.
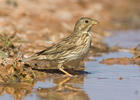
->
[20,56,39,62]
[20,55,47,62]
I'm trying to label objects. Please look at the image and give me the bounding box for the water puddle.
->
[0,30,140,100]
[105,30,140,48]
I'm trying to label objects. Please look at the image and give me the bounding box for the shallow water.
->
[0,30,140,100]
[105,30,140,48]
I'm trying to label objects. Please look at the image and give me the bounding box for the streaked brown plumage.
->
[22,17,99,76]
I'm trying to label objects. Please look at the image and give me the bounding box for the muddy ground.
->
[0,0,140,100]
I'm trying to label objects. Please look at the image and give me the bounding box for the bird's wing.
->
[21,33,79,62]
[36,42,76,56]
[21,43,75,62]
[36,34,77,56]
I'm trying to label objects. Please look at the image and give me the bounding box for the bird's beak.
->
[92,19,99,25]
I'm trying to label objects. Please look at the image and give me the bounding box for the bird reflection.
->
[36,76,89,100]
[0,75,89,100]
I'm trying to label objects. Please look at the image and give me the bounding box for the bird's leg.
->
[58,64,73,77]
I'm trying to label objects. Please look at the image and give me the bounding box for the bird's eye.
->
[85,20,89,23]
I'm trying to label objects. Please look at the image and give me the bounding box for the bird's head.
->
[74,17,99,32]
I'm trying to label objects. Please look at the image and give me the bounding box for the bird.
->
[21,17,99,77]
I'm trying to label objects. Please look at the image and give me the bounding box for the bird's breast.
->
[76,32,92,56]
[76,32,92,46]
